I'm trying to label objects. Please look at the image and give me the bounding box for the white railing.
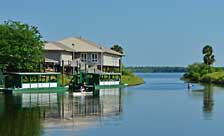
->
[99,81,120,86]
[21,82,58,89]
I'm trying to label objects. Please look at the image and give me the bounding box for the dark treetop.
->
[0,20,44,72]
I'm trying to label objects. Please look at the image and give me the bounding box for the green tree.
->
[183,63,209,82]
[202,45,215,66]
[0,20,44,72]
[202,45,215,73]
[110,45,124,54]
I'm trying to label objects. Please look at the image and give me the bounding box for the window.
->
[22,76,30,83]
[81,53,87,62]
[49,75,57,82]
[91,53,98,63]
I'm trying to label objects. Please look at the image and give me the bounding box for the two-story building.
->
[44,37,123,74]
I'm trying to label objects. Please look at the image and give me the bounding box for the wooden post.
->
[119,58,122,75]
[62,60,64,86]
[93,89,99,97]
[101,52,103,73]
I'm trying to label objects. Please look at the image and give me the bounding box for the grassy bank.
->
[121,73,145,86]
[182,63,224,85]
[121,68,145,86]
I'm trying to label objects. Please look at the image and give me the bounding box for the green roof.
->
[7,72,60,75]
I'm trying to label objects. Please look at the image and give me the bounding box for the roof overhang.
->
[45,58,59,63]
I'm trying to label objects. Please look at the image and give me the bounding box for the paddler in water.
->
[187,82,193,89]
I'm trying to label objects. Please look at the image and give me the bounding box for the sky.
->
[1,0,224,66]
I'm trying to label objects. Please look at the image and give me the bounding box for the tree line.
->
[126,66,187,73]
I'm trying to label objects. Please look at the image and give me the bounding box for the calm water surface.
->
[1,73,224,136]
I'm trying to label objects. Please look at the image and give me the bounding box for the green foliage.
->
[202,45,215,66]
[122,65,133,75]
[201,72,224,84]
[182,62,224,84]
[183,63,211,82]
[58,74,72,86]
[110,44,124,54]
[126,66,187,73]
[188,63,210,75]
[0,20,44,72]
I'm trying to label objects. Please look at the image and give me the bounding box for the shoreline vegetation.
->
[121,67,145,86]
[182,45,224,86]
[121,73,145,86]
[181,63,224,85]
[126,66,187,73]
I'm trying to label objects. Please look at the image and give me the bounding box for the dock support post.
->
[93,89,100,97]
[119,58,122,75]
[61,60,64,86]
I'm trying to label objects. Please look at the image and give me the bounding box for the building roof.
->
[44,42,64,51]
[44,37,123,56]
[76,37,123,56]
[44,42,74,51]
[45,57,59,63]
[101,47,123,56]
[58,37,102,53]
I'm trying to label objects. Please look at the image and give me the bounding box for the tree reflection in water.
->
[190,84,214,120]
[203,84,214,120]
[203,85,214,113]
[0,95,42,136]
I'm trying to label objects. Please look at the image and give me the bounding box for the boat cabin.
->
[70,72,122,90]
[5,72,60,90]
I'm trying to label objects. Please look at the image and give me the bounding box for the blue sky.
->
[1,0,224,66]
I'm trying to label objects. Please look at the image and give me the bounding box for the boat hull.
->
[94,84,127,90]
[3,86,68,94]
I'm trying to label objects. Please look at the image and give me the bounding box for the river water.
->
[1,73,224,136]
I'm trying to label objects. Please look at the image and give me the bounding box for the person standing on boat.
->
[80,82,87,92]
[83,82,87,91]
[80,85,85,93]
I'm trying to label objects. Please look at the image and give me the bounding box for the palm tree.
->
[202,45,215,72]
[110,45,124,54]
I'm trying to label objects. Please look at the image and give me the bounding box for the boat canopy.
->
[7,72,60,75]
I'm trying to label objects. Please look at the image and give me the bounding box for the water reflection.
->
[191,84,214,120]
[0,95,42,136]
[203,85,214,114]
[0,88,123,136]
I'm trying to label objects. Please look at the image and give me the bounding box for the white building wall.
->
[61,52,73,65]
[103,54,120,67]
[76,52,102,65]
